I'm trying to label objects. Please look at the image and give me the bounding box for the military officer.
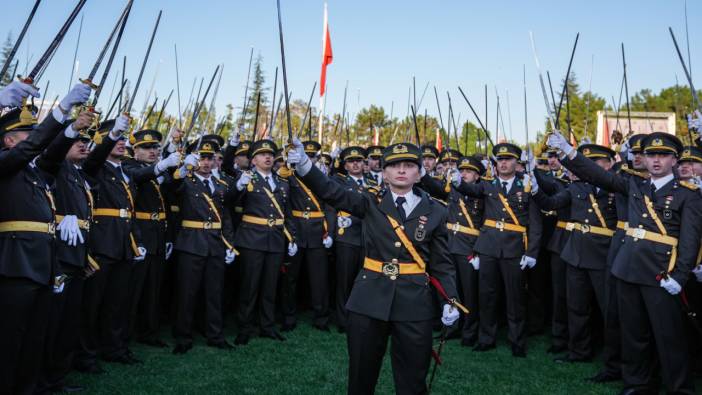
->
[421,144,439,175]
[365,145,384,185]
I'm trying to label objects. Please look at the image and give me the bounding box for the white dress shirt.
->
[650,173,674,191]
[194,172,215,194]
[391,190,421,218]
[256,170,277,191]
[497,175,516,194]
[107,160,130,183]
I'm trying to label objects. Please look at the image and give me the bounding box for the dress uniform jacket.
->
[0,114,68,285]
[287,175,336,248]
[332,174,375,247]
[172,174,234,258]
[455,174,542,260]
[534,181,617,270]
[122,159,168,256]
[534,169,571,254]
[300,165,457,322]
[420,174,484,257]
[232,170,296,253]
[563,153,702,286]
[82,137,142,261]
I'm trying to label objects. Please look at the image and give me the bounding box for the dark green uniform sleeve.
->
[562,153,627,194]
[299,165,370,219]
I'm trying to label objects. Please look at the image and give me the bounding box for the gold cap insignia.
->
[393,144,408,154]
[203,143,213,151]
[683,149,691,156]
[499,146,508,153]
[351,149,358,155]
[263,142,271,149]
[651,138,663,147]
[583,148,591,155]
[144,134,154,141]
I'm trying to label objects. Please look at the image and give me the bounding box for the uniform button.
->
[270,204,274,207]
[502,208,506,212]
[400,226,405,230]
[587,209,593,213]
[642,214,648,218]
[362,275,367,279]
[394,242,401,248]
[584,219,589,223]
[391,258,398,264]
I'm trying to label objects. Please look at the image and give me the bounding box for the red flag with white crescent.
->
[320,3,333,97]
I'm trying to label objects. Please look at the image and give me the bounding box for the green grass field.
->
[68,315,633,395]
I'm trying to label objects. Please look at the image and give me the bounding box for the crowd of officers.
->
[0,79,701,395]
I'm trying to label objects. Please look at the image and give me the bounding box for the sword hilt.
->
[79,78,99,90]
[16,75,38,90]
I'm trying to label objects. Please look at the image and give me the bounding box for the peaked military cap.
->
[493,142,522,159]
[382,143,421,167]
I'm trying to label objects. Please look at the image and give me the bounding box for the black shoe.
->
[314,324,331,332]
[281,323,296,332]
[261,330,286,341]
[139,338,169,348]
[472,343,496,352]
[73,363,104,375]
[207,340,234,350]
[586,370,621,383]
[546,345,567,354]
[554,354,590,363]
[461,338,476,347]
[512,345,527,358]
[172,344,192,355]
[52,384,85,393]
[234,334,250,346]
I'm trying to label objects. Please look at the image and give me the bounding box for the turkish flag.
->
[319,3,333,97]
[435,129,442,151]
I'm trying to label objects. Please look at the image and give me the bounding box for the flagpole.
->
[318,2,332,145]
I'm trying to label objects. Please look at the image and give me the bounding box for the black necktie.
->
[265,176,273,191]
[501,181,508,195]
[356,179,363,187]
[650,183,657,202]
[395,196,407,222]
[203,178,212,196]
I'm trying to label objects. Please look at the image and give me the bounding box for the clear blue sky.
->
[1,0,700,144]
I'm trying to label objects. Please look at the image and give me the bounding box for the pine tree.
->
[0,33,15,87]
[239,54,269,138]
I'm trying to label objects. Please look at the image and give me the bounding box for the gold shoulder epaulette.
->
[215,178,228,186]
[679,180,699,190]
[621,167,649,179]
[430,197,447,206]
[277,166,293,179]
[481,175,494,182]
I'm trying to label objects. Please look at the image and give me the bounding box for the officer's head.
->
[235,141,252,170]
[367,146,384,172]
[382,144,422,192]
[578,144,615,171]
[67,133,91,162]
[249,140,277,172]
[547,149,560,171]
[421,145,438,173]
[109,137,127,160]
[677,146,702,180]
[193,141,220,176]
[628,134,646,170]
[641,133,683,178]
[493,143,521,179]
[341,147,366,177]
[458,156,485,184]
[132,130,163,164]
[0,106,37,149]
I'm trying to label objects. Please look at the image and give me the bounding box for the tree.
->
[0,33,14,87]
[239,54,269,137]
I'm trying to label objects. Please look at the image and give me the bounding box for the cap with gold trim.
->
[458,155,486,176]
[274,148,284,163]
[0,106,38,137]
[132,129,163,149]
[187,139,221,156]
[382,143,421,167]
[679,145,702,163]
[340,146,366,163]
[492,142,522,159]
[319,152,332,167]
[248,139,278,159]
[235,140,252,156]
[642,132,683,156]
[577,143,615,160]
[420,144,439,158]
[200,134,224,148]
[628,134,646,154]
[439,148,461,163]
[302,140,321,155]
[367,145,384,159]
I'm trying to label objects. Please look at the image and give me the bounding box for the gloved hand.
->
[59,83,91,111]
[693,265,702,283]
[469,255,480,270]
[53,276,66,294]
[183,153,199,169]
[287,242,298,257]
[225,249,236,265]
[165,242,173,260]
[529,173,539,194]
[330,146,341,159]
[579,136,592,146]
[134,246,147,262]
[236,171,252,191]
[323,235,333,249]
[229,130,240,147]
[660,277,682,295]
[156,151,182,173]
[110,114,130,139]
[441,304,460,326]
[687,110,702,131]
[315,160,329,176]
[286,138,312,175]
[337,216,352,229]
[57,215,85,246]
[451,169,461,187]
[520,255,536,270]
[0,80,40,108]
[547,131,573,156]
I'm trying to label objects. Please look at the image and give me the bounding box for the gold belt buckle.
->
[303,211,310,219]
[565,222,575,231]
[631,228,646,240]
[203,221,213,230]
[580,224,591,233]
[267,218,276,227]
[495,220,505,231]
[48,222,56,235]
[119,208,129,218]
[382,260,400,280]
[150,212,159,221]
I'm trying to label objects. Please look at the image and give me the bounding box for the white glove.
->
[330,147,341,159]
[183,153,199,169]
[286,138,312,175]
[165,242,173,260]
[481,159,489,170]
[693,265,702,283]
[520,255,536,270]
[57,215,85,247]
[236,171,252,191]
[547,131,573,156]
[441,304,460,326]
[287,242,298,257]
[529,173,539,194]
[469,255,480,270]
[134,246,147,262]
[229,131,240,147]
[579,136,592,146]
[53,276,65,294]
[59,83,91,111]
[660,277,682,295]
[0,80,40,108]
[450,169,461,187]
[225,249,236,265]
[337,216,352,229]
[323,235,333,249]
[315,160,329,176]
[687,110,702,131]
[156,151,182,173]
[110,114,130,139]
